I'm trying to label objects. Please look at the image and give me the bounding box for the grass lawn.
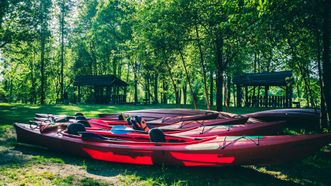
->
[0,103,331,186]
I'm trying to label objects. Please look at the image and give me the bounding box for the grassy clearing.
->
[0,103,331,185]
[0,103,266,123]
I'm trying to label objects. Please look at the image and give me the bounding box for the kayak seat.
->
[55,117,69,122]
[75,112,84,117]
[149,128,166,142]
[133,116,152,132]
[127,117,133,125]
[77,120,91,127]
[81,132,109,141]
[135,116,142,123]
[118,113,128,121]
[75,116,87,121]
[67,123,86,135]
[131,120,141,130]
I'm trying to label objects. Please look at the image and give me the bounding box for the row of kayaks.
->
[14,108,330,167]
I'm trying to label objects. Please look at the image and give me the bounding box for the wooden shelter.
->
[74,75,128,104]
[233,71,293,108]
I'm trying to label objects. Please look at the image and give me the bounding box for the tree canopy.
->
[0,0,330,126]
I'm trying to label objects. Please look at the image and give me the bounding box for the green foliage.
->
[0,0,328,110]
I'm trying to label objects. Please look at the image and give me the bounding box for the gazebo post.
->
[289,83,293,108]
[285,85,289,108]
[264,86,269,107]
[285,84,293,108]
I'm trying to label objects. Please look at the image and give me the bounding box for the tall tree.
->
[57,0,71,101]
[39,0,52,104]
[322,0,331,127]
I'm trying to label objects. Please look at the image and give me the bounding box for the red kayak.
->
[35,109,220,123]
[34,118,286,140]
[33,112,222,127]
[87,116,248,129]
[31,116,248,131]
[33,111,248,131]
[244,109,320,129]
[84,120,286,140]
[99,109,220,121]
[14,123,331,167]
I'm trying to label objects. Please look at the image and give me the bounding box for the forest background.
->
[0,0,330,127]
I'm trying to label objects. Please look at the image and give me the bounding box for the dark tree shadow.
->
[7,143,305,186]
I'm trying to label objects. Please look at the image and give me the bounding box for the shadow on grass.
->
[258,151,331,186]
[5,143,308,186]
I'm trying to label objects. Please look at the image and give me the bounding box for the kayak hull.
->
[14,123,331,167]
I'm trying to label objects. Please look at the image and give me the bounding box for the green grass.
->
[0,103,330,186]
[0,102,266,124]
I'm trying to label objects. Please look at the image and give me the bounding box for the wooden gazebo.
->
[74,75,128,104]
[233,71,293,108]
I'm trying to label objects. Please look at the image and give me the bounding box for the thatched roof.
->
[233,71,293,86]
[74,75,128,87]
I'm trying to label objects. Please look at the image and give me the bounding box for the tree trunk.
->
[316,29,328,128]
[296,78,301,98]
[233,81,236,107]
[298,62,315,107]
[134,62,138,104]
[253,52,257,96]
[179,50,197,109]
[322,0,331,127]
[162,79,168,104]
[39,0,46,104]
[210,71,214,106]
[154,73,158,104]
[183,82,187,105]
[305,64,316,108]
[163,51,179,104]
[304,82,310,108]
[214,33,224,111]
[30,48,37,104]
[195,24,210,110]
[145,74,150,104]
[89,42,97,75]
[224,76,229,110]
[257,53,261,101]
[60,0,65,101]
[166,63,179,104]
[125,63,129,98]
[113,56,117,77]
[227,76,231,108]
[288,38,315,108]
